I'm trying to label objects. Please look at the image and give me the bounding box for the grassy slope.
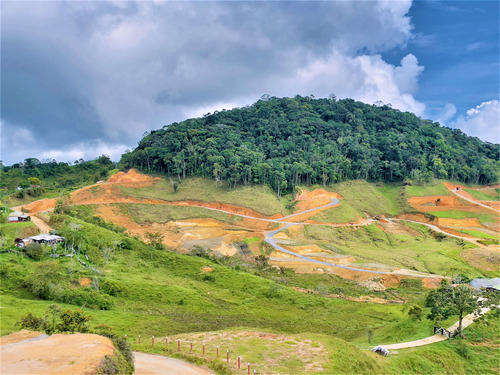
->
[304,223,491,278]
[464,188,500,201]
[120,177,289,216]
[1,220,40,243]
[431,210,498,224]
[117,203,243,224]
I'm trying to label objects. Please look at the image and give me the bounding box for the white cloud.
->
[449,100,500,143]
[282,52,426,116]
[2,0,421,164]
[435,103,457,125]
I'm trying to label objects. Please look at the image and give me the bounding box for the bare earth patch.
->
[0,330,114,375]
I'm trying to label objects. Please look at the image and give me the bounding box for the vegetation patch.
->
[118,203,243,224]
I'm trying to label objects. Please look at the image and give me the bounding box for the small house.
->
[8,211,30,222]
[29,234,65,246]
[15,234,65,248]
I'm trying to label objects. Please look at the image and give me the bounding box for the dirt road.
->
[30,215,52,234]
[451,189,500,213]
[133,352,214,375]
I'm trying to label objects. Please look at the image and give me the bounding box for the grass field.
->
[117,203,244,224]
[456,229,498,240]
[430,210,498,224]
[303,224,489,277]
[464,188,500,201]
[404,181,451,197]
[326,180,402,216]
[120,177,289,216]
[310,201,362,223]
[1,220,40,244]
[2,175,500,374]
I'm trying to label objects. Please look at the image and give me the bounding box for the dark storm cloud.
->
[1,1,415,164]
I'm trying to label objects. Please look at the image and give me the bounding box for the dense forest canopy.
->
[0,156,115,195]
[120,96,499,194]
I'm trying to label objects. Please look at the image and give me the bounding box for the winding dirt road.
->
[451,189,500,213]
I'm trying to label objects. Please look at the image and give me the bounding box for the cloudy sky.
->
[1,0,498,165]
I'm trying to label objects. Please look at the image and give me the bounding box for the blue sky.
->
[1,0,498,165]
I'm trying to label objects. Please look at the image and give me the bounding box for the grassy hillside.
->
[120,177,290,216]
[2,175,499,374]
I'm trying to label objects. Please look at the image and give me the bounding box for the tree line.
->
[120,95,499,195]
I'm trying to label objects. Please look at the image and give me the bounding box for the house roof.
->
[8,211,24,217]
[470,278,500,290]
[28,234,65,241]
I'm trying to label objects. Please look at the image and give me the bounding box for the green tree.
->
[408,305,424,326]
[145,232,164,251]
[28,177,41,186]
[25,242,45,260]
[426,284,478,337]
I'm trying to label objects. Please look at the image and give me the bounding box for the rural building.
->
[470,278,500,293]
[15,234,65,248]
[7,211,30,222]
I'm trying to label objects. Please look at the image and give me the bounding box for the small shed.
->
[8,211,30,222]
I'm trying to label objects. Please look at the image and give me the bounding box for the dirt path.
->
[392,218,489,249]
[451,189,500,213]
[379,307,491,350]
[30,215,53,234]
[133,352,214,375]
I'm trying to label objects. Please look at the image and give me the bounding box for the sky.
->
[1,0,499,166]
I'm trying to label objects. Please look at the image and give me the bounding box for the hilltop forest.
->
[120,96,499,194]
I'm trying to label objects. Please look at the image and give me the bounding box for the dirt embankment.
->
[20,198,57,213]
[108,169,160,186]
[0,330,114,375]
[296,189,342,211]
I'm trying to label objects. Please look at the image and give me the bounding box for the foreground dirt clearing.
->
[168,330,328,374]
[133,352,214,375]
[0,330,114,375]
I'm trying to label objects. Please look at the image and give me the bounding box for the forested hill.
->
[120,96,499,194]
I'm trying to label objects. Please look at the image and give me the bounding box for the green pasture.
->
[119,177,288,216]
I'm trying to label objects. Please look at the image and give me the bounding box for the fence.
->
[126,334,258,374]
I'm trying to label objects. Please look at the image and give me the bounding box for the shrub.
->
[15,312,46,331]
[25,243,44,260]
[101,280,124,296]
[61,289,113,310]
[455,340,471,358]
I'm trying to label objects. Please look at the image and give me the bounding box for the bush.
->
[455,340,471,358]
[399,278,423,289]
[25,243,45,260]
[15,312,46,331]
[101,280,124,296]
[61,289,113,310]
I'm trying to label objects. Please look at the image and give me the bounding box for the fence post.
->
[178,339,181,352]
[152,336,155,347]
[190,341,193,353]
[203,343,205,355]
[138,335,141,344]
[227,350,229,363]
[248,363,251,375]
[238,356,241,369]
[166,337,168,347]
[216,346,219,358]
[124,334,127,341]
